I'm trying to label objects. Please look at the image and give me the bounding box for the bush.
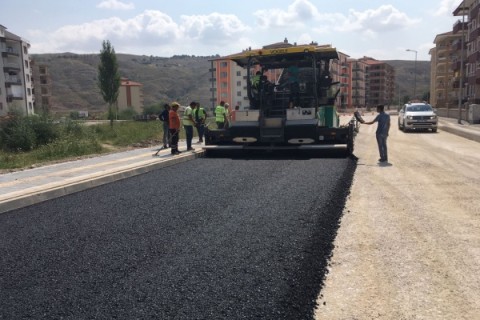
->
[31,117,59,146]
[0,117,37,151]
[118,108,138,120]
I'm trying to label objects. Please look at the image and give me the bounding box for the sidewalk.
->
[437,117,480,143]
[0,144,204,214]
[1,118,479,214]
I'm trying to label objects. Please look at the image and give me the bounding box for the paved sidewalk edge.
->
[438,121,480,143]
[0,151,203,214]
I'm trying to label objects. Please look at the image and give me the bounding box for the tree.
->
[98,40,120,127]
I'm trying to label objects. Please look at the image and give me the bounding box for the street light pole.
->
[406,49,418,100]
[458,0,466,124]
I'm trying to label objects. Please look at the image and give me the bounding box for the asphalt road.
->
[0,154,356,320]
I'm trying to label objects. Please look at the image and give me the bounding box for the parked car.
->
[398,102,438,132]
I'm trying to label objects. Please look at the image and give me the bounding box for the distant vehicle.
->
[204,41,358,156]
[398,102,438,132]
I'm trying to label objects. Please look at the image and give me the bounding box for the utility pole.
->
[458,0,466,124]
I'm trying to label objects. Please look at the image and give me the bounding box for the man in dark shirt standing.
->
[364,105,391,163]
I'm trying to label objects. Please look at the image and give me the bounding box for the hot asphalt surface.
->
[0,154,356,320]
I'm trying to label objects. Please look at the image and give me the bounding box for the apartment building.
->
[330,51,350,110]
[0,25,34,116]
[349,59,367,108]
[430,0,480,114]
[210,59,246,110]
[456,0,480,105]
[31,61,52,114]
[118,77,144,114]
[430,31,463,109]
[359,57,395,108]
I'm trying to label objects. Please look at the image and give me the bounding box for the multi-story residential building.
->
[210,59,247,110]
[359,57,395,108]
[430,0,478,118]
[455,0,480,105]
[349,59,367,108]
[31,61,52,114]
[330,51,350,110]
[0,25,34,116]
[118,77,144,114]
[430,31,463,110]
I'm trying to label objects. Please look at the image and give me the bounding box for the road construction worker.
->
[159,103,170,149]
[183,101,197,151]
[224,103,231,128]
[215,101,227,129]
[169,102,181,155]
[194,102,207,143]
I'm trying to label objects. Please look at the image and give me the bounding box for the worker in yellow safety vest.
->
[214,101,227,129]
[194,102,207,143]
[183,101,197,151]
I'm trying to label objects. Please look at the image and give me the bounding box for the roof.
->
[211,42,338,68]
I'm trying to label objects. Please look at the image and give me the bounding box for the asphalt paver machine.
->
[204,41,357,156]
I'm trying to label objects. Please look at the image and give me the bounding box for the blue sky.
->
[1,0,463,61]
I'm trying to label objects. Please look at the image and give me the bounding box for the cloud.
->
[335,5,420,35]
[254,0,319,28]
[96,0,134,10]
[28,10,250,55]
[180,13,250,44]
[433,0,459,17]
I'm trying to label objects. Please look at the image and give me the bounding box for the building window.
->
[220,62,228,67]
[236,71,241,76]
[27,88,31,96]
[25,60,29,68]
[220,72,228,78]
[237,81,241,86]
[221,92,228,98]
[221,82,228,88]
[237,91,242,96]
[23,46,28,54]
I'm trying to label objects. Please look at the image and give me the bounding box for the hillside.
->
[32,53,216,114]
[31,53,431,115]
[385,60,431,102]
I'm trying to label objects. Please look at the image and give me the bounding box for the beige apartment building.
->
[430,0,480,120]
[0,25,34,116]
[430,31,462,110]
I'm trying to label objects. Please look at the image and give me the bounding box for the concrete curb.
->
[0,150,204,214]
[438,121,480,143]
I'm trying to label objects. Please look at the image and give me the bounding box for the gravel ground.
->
[315,115,480,320]
[0,154,356,319]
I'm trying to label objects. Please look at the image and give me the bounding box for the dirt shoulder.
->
[315,115,480,319]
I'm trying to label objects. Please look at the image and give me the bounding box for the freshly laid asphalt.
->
[0,151,356,319]
[0,117,479,215]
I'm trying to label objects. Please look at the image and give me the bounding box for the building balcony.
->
[469,27,480,40]
[472,2,479,18]
[467,51,480,63]
[4,75,21,84]
[1,48,20,57]
[3,63,21,71]
[453,20,468,34]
